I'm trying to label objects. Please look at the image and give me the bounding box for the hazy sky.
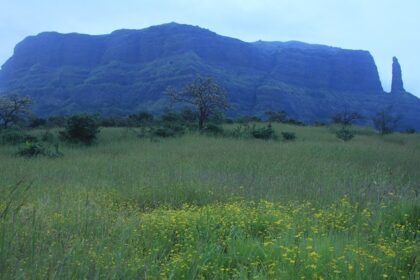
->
[0,0,419,96]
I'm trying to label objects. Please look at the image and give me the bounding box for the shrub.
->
[1,130,38,145]
[16,142,63,158]
[229,124,250,138]
[228,124,276,140]
[287,119,305,126]
[404,128,416,134]
[152,125,185,138]
[41,131,56,143]
[16,142,46,157]
[236,116,262,124]
[153,127,176,138]
[59,114,100,145]
[336,127,354,141]
[372,109,400,135]
[281,131,296,141]
[180,109,198,124]
[28,117,47,128]
[203,124,224,136]
[251,124,276,140]
[47,116,67,127]
[128,112,154,127]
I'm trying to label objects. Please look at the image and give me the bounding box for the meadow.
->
[0,124,419,279]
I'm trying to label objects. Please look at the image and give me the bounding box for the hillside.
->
[0,23,419,129]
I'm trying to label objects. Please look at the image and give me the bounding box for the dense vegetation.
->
[0,121,419,279]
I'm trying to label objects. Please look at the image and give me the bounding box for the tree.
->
[266,111,289,123]
[330,110,362,142]
[0,94,32,129]
[59,114,100,145]
[372,108,401,135]
[166,77,229,130]
[128,112,154,127]
[331,111,363,126]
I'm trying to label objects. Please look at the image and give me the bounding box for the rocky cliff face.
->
[391,57,406,93]
[0,23,419,129]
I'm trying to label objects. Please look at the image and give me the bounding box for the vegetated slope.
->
[0,22,419,129]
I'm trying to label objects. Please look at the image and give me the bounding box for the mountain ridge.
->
[0,23,419,129]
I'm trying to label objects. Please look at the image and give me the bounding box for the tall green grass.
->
[0,125,419,279]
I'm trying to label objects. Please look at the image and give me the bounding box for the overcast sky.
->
[0,0,419,97]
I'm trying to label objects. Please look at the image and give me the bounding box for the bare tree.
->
[372,107,401,135]
[0,94,32,129]
[166,77,229,130]
[331,110,363,126]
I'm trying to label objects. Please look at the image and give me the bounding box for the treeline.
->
[0,76,417,154]
[20,110,303,129]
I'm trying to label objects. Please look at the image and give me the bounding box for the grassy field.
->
[0,124,419,279]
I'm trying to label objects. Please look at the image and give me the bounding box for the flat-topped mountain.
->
[0,23,419,129]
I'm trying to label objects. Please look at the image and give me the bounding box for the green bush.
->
[404,128,416,134]
[251,124,276,140]
[229,124,276,140]
[153,127,177,138]
[16,142,46,157]
[281,131,296,141]
[16,142,63,158]
[59,114,100,145]
[41,131,56,143]
[203,124,224,136]
[152,124,186,138]
[336,127,354,142]
[0,130,38,145]
[128,112,154,127]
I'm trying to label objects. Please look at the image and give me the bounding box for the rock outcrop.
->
[391,57,406,93]
[0,23,419,130]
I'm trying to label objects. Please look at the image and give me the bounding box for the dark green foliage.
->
[331,111,363,126]
[236,116,262,124]
[16,142,63,158]
[152,127,179,138]
[404,128,416,134]
[160,112,181,124]
[16,142,46,157]
[0,95,32,129]
[251,124,276,140]
[287,119,305,126]
[59,114,100,145]
[281,131,296,141]
[230,124,252,138]
[336,127,354,141]
[128,112,154,127]
[229,123,276,140]
[208,112,225,125]
[41,131,56,143]
[47,116,67,127]
[203,124,224,136]
[372,109,401,135]
[99,117,125,127]
[28,117,47,128]
[0,130,37,145]
[180,109,198,124]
